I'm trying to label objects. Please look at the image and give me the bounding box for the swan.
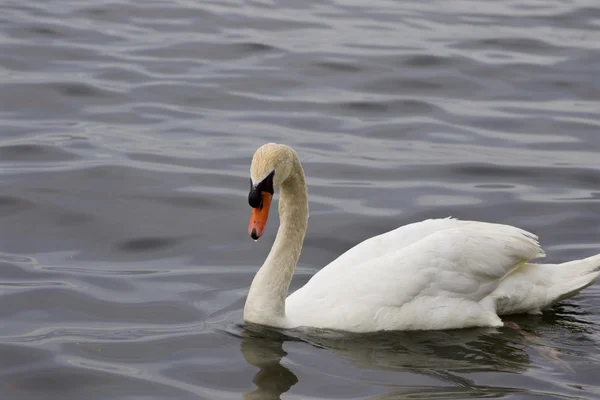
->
[244,143,600,332]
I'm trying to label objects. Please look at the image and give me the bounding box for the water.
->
[0,0,599,398]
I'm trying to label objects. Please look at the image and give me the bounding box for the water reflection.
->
[240,328,298,400]
[238,324,535,399]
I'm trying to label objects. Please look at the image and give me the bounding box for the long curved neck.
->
[244,158,308,327]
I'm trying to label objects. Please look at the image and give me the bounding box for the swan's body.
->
[244,143,600,332]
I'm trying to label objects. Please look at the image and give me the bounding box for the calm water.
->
[1,0,600,399]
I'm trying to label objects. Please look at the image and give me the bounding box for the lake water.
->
[1,0,600,399]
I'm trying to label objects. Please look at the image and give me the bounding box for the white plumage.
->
[286,218,599,331]
[244,143,600,332]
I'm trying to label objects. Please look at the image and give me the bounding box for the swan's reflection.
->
[240,327,298,400]
[238,312,593,400]
[239,324,530,400]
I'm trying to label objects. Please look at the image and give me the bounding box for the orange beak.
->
[248,192,273,240]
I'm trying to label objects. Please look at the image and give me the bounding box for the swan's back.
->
[295,218,543,285]
[285,218,571,331]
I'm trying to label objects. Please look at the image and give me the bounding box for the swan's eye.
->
[248,171,275,208]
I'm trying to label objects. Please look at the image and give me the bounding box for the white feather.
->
[244,144,600,332]
[286,218,555,331]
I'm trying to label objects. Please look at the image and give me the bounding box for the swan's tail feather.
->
[550,272,599,304]
[494,254,600,316]
[555,253,600,277]
[549,254,600,303]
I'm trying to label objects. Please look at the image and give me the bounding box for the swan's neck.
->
[244,160,308,327]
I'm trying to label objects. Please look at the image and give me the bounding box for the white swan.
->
[244,143,600,332]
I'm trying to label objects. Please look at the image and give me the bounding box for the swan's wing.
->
[388,222,545,300]
[315,217,468,272]
[302,218,543,287]
[286,219,545,330]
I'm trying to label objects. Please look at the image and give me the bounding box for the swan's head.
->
[248,143,295,240]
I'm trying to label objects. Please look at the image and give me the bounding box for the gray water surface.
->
[1,0,600,399]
